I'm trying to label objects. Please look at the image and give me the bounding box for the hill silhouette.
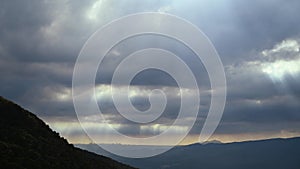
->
[79,137,300,169]
[0,96,136,169]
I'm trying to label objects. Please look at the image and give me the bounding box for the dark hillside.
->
[0,96,136,169]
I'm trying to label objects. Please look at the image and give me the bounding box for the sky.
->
[0,0,300,145]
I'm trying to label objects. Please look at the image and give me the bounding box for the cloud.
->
[211,38,300,136]
[0,0,300,144]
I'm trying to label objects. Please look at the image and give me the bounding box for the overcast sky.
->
[1,0,300,145]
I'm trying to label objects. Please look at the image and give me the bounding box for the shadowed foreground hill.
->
[0,96,136,169]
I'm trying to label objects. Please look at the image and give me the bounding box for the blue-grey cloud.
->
[0,0,299,141]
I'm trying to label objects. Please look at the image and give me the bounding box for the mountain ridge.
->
[0,96,136,169]
[77,134,300,169]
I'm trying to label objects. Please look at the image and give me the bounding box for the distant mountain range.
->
[0,96,136,169]
[77,137,300,169]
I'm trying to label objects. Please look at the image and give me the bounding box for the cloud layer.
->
[1,0,300,144]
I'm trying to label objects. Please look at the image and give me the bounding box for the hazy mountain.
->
[201,140,222,145]
[78,137,300,169]
[0,96,136,169]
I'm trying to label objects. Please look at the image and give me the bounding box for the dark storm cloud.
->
[285,74,300,98]
[0,0,174,111]
[0,0,300,139]
[0,0,73,62]
[231,0,300,49]
[171,0,300,64]
[95,34,210,88]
